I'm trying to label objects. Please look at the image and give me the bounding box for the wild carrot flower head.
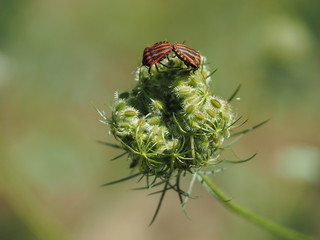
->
[102,55,234,177]
[98,48,264,225]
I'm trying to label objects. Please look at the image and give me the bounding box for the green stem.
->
[199,174,319,240]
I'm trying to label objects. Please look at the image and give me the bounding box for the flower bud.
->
[175,85,195,97]
[189,119,201,129]
[104,51,235,179]
[206,109,216,118]
[185,104,196,114]
[194,112,206,120]
[148,116,161,125]
[115,100,126,111]
[151,99,165,112]
[210,98,222,109]
[124,109,138,117]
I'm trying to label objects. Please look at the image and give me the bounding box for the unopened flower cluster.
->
[101,55,235,179]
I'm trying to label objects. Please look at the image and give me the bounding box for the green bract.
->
[106,56,234,178]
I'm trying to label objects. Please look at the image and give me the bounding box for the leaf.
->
[228,84,241,102]
[175,173,183,204]
[230,119,270,138]
[147,186,173,196]
[131,180,166,190]
[110,152,128,161]
[222,153,257,164]
[101,173,141,187]
[149,180,170,226]
[97,140,124,149]
[205,68,218,80]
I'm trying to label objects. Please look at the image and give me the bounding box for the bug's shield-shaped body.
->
[142,41,172,68]
[172,43,201,69]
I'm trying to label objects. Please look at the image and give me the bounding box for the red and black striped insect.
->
[172,42,201,70]
[142,41,173,73]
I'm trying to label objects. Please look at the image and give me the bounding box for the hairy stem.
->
[199,174,319,240]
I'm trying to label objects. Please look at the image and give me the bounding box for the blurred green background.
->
[0,0,319,239]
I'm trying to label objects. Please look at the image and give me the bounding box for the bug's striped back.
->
[142,41,172,67]
[172,43,201,69]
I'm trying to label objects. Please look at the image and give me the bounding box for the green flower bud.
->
[137,118,146,126]
[151,99,165,112]
[185,96,200,104]
[189,119,201,129]
[185,104,196,114]
[124,109,138,117]
[222,112,232,120]
[148,116,161,125]
[194,112,206,120]
[210,98,222,109]
[115,100,126,111]
[118,122,132,129]
[175,85,195,97]
[206,109,216,118]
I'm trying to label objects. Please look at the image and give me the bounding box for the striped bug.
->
[172,42,201,70]
[142,41,173,73]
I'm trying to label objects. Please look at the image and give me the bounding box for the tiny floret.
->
[210,98,222,109]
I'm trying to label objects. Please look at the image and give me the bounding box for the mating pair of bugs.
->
[142,41,201,73]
